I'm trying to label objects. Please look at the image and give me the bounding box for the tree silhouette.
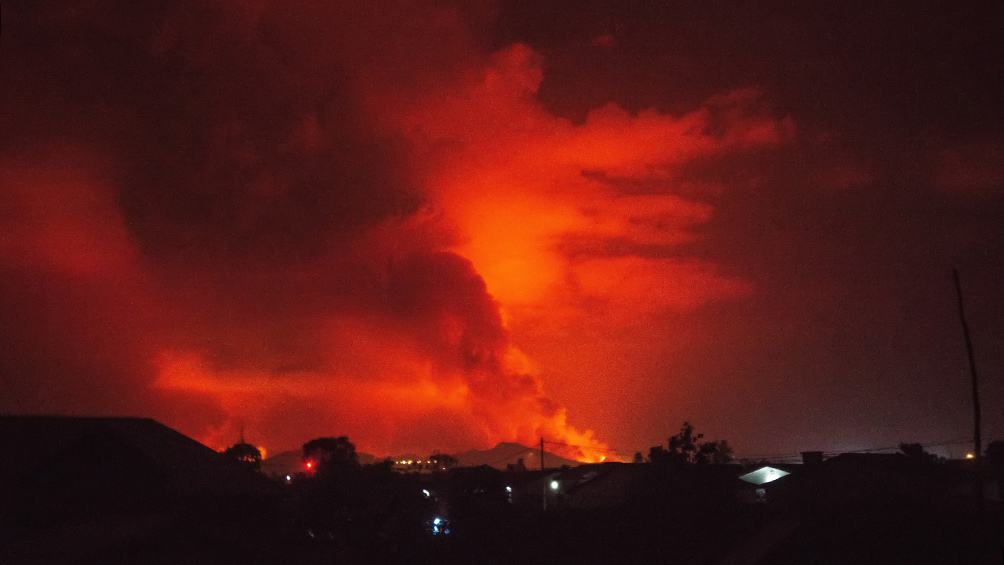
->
[985,440,1004,466]
[899,442,939,462]
[222,442,262,469]
[697,440,734,464]
[667,421,703,463]
[652,422,733,465]
[506,457,527,473]
[633,451,644,464]
[302,436,358,471]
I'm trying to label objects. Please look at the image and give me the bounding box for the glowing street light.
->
[429,516,450,536]
[965,452,975,460]
[549,480,559,491]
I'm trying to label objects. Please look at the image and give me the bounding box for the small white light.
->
[505,485,513,493]
[549,480,559,491]
[422,489,431,498]
[433,517,442,525]
[285,474,291,482]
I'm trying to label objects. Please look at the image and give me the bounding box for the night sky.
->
[3,1,1002,460]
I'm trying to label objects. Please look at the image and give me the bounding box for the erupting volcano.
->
[4,1,1002,459]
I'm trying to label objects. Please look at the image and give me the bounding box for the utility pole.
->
[540,436,546,511]
[952,268,983,510]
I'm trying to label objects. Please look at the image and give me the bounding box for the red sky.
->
[3,1,1002,460]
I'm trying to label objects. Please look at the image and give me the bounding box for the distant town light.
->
[422,489,431,498]
[305,461,314,469]
[549,480,559,491]
[285,474,291,482]
[965,452,975,460]
[505,485,513,493]
[433,517,442,526]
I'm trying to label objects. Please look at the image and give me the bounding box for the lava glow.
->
[0,4,787,463]
[5,2,1002,461]
[150,42,787,460]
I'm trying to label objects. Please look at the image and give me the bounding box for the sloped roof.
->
[0,415,275,497]
[518,462,649,509]
[739,465,791,485]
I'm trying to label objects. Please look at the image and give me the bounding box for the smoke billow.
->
[1,2,614,456]
[3,1,800,458]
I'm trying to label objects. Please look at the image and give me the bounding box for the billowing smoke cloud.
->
[2,1,794,458]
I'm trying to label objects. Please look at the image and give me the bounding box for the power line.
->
[733,437,972,462]
[543,439,629,456]
[825,438,970,455]
[482,444,537,467]
[543,440,637,462]
[546,436,973,463]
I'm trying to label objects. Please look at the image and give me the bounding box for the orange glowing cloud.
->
[2,4,792,463]
[381,44,790,317]
[357,43,793,453]
[0,150,139,278]
[139,39,791,460]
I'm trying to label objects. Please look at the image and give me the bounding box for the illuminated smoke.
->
[2,2,791,460]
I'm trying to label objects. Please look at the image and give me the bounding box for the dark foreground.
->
[2,417,1001,564]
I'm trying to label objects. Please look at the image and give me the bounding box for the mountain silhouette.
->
[454,442,581,469]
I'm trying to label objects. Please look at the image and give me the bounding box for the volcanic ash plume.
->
[2,2,795,459]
